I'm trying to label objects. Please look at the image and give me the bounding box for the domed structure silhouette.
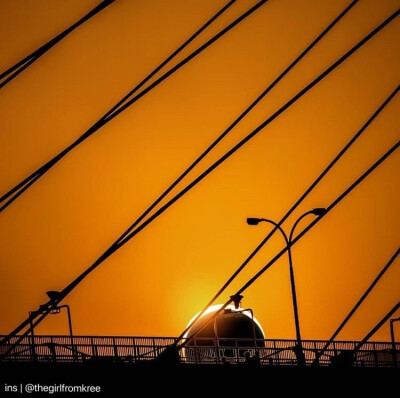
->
[184,304,265,361]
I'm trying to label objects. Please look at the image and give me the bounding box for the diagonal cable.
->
[113,0,359,246]
[315,248,399,362]
[0,0,116,90]
[0,0,265,212]
[353,301,400,353]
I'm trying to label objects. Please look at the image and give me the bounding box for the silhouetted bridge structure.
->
[0,3,399,378]
[1,335,398,368]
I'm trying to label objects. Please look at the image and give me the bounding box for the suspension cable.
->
[114,9,399,254]
[353,301,400,353]
[113,0,359,246]
[0,0,116,90]
[0,0,265,212]
[315,248,399,361]
[96,0,237,123]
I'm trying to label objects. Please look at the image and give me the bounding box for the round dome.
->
[184,305,265,360]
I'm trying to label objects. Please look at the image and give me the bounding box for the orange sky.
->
[0,0,399,342]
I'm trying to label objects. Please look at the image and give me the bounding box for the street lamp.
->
[29,292,75,362]
[390,317,400,367]
[246,208,326,366]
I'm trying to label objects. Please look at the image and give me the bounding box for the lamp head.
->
[311,208,326,217]
[247,217,261,226]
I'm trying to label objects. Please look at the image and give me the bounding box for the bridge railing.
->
[0,335,398,367]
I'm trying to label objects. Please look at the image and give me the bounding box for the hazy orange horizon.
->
[0,0,399,342]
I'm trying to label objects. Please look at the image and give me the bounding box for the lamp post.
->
[390,317,400,367]
[29,292,75,362]
[246,208,326,366]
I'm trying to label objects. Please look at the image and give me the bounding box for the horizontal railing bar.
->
[1,335,397,368]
